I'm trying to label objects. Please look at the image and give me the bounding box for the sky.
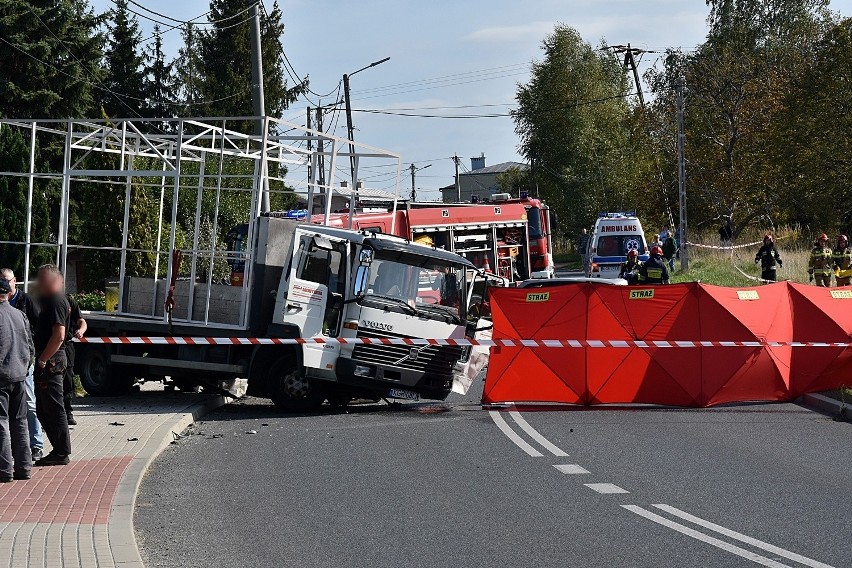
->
[91,0,852,200]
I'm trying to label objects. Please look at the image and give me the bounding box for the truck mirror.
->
[359,248,374,264]
[353,265,369,297]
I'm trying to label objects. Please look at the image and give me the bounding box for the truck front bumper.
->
[335,357,455,401]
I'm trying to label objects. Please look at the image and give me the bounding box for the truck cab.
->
[587,212,649,279]
[259,222,475,410]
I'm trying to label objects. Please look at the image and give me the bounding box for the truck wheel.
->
[77,346,134,396]
[268,356,325,412]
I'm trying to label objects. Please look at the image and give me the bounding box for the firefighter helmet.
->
[839,234,849,246]
[650,245,663,256]
[818,233,828,242]
[763,234,773,244]
[627,249,638,260]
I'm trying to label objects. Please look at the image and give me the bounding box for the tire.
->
[77,346,134,396]
[268,356,325,412]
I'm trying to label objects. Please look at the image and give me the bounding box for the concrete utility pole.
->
[306,106,312,191]
[249,2,268,211]
[676,76,688,271]
[315,105,325,190]
[409,163,432,201]
[343,57,390,227]
[453,154,461,202]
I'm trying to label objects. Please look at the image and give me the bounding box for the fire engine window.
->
[527,206,543,238]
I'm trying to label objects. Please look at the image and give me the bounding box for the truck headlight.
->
[354,365,373,377]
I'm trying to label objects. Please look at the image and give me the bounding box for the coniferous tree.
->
[101,0,146,118]
[198,0,305,131]
[0,0,105,118]
[142,26,178,123]
[175,22,204,116]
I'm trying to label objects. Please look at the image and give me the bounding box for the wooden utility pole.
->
[676,76,688,271]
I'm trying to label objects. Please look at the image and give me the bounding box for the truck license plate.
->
[388,388,420,401]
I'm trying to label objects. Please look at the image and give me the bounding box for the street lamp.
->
[344,57,390,228]
[409,163,432,202]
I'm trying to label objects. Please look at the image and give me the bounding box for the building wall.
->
[442,173,501,203]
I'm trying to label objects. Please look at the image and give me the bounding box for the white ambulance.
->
[586,212,649,279]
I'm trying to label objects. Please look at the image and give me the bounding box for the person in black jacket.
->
[63,295,87,426]
[1,268,43,461]
[0,278,35,482]
[619,249,642,284]
[754,235,782,283]
[638,246,670,284]
[33,265,72,467]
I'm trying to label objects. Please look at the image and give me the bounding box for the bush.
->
[72,291,107,311]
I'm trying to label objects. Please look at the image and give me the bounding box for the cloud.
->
[467,21,555,43]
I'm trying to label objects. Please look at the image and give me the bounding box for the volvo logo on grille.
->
[394,346,424,366]
[362,320,393,332]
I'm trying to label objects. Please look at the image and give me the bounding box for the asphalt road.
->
[136,381,851,568]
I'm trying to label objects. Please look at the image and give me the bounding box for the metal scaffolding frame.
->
[0,116,401,329]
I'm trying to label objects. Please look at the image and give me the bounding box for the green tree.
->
[777,18,852,233]
[198,0,306,131]
[101,0,146,118]
[0,0,105,118]
[513,25,637,236]
[142,26,178,124]
[174,22,204,114]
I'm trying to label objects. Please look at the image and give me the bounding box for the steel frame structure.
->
[0,116,401,329]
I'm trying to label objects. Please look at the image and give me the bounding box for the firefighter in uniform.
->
[808,233,833,287]
[638,246,669,284]
[834,234,852,286]
[754,234,782,283]
[619,249,642,284]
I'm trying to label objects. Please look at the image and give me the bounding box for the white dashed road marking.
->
[553,464,590,475]
[624,505,812,568]
[488,410,543,457]
[584,483,629,494]
[508,409,569,456]
[652,504,835,568]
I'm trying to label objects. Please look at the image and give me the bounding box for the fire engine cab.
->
[314,194,555,282]
[587,212,649,279]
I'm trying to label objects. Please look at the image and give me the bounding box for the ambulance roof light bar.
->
[598,211,636,218]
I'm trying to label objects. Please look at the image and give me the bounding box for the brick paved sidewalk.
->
[0,386,228,567]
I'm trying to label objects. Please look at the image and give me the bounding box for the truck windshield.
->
[360,257,467,324]
[526,206,543,239]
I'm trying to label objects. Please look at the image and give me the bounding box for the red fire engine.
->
[314,193,555,281]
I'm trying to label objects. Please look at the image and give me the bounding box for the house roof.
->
[461,161,528,175]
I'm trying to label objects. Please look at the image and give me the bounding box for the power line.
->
[352,92,638,119]
[353,62,529,95]
[350,70,530,102]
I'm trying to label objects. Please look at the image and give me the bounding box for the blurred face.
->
[37,270,63,296]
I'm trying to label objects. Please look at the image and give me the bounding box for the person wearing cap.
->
[808,234,833,287]
[0,268,43,461]
[754,234,782,283]
[834,234,852,286]
[638,246,670,284]
[0,277,34,482]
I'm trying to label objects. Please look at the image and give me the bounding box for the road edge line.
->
[508,409,569,456]
[107,394,232,568]
[488,410,543,457]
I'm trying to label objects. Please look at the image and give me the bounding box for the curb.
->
[108,394,231,567]
[798,392,849,420]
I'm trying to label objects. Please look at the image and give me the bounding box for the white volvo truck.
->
[77,217,476,410]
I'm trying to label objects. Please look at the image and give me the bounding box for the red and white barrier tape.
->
[75,336,852,348]
[685,239,764,250]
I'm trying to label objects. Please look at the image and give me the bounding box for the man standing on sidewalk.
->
[1,267,44,461]
[33,265,72,467]
[0,278,34,482]
[64,295,86,426]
